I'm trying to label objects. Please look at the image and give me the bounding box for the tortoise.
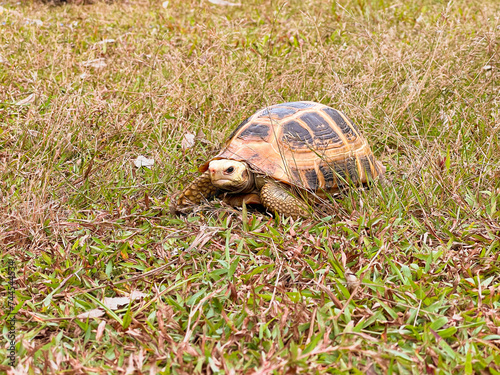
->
[172,101,384,218]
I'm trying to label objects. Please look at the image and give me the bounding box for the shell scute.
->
[318,162,335,190]
[237,123,270,141]
[299,111,342,146]
[332,160,348,188]
[259,106,298,120]
[359,155,373,180]
[277,102,317,109]
[321,107,358,141]
[227,116,251,141]
[303,168,319,190]
[281,121,314,148]
[345,157,360,184]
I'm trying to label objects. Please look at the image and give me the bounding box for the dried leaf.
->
[15,94,35,106]
[196,129,206,140]
[178,342,199,357]
[130,290,147,299]
[81,58,107,69]
[134,155,154,168]
[26,19,43,26]
[96,39,116,44]
[96,320,106,342]
[208,0,240,5]
[77,308,105,319]
[27,129,40,137]
[482,65,493,76]
[103,296,132,310]
[104,290,147,310]
[181,132,196,150]
[345,269,360,292]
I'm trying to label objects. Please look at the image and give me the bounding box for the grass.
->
[0,0,499,373]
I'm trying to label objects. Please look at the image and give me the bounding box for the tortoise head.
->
[208,160,253,192]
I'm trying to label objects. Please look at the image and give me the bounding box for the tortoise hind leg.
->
[260,182,310,219]
[170,171,217,214]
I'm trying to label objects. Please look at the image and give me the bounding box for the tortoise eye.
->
[226,166,234,174]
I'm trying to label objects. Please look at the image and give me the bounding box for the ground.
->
[0,0,499,374]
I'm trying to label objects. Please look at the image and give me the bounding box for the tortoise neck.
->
[229,169,255,194]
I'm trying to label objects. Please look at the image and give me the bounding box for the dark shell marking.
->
[319,162,335,190]
[276,102,317,109]
[359,156,373,179]
[321,108,357,141]
[368,154,381,174]
[238,123,270,141]
[281,121,314,147]
[317,157,365,191]
[259,106,298,120]
[332,160,348,187]
[289,167,302,184]
[286,166,320,190]
[228,116,251,141]
[304,168,319,190]
[343,114,361,133]
[299,112,342,145]
[345,157,359,184]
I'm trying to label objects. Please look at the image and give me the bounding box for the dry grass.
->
[0,0,499,373]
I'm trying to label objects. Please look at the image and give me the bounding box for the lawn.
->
[0,0,499,373]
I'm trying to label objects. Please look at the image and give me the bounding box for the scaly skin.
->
[260,182,310,219]
[171,171,310,218]
[170,171,217,214]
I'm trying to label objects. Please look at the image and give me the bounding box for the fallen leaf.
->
[451,314,463,322]
[208,0,241,5]
[104,297,131,310]
[15,94,35,106]
[130,290,147,299]
[81,58,107,69]
[483,65,493,77]
[133,155,154,168]
[345,269,360,292]
[178,342,199,356]
[96,39,116,45]
[181,132,196,150]
[77,309,105,319]
[96,320,106,342]
[104,290,147,310]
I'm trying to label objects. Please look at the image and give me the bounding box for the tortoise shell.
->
[202,101,382,193]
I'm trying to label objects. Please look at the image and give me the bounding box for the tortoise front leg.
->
[260,182,310,219]
[170,171,217,214]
